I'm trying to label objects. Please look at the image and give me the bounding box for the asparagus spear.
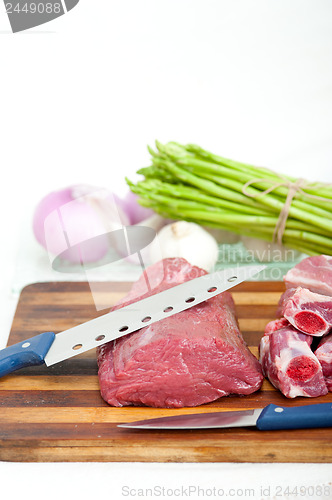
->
[127,142,332,256]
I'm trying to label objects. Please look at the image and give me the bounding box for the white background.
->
[0,1,332,498]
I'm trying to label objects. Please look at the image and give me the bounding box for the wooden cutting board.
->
[1,281,331,463]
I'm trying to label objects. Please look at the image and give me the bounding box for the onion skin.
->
[33,185,129,264]
[122,191,154,224]
[33,188,71,249]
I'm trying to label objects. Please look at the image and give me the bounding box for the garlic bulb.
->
[149,221,219,271]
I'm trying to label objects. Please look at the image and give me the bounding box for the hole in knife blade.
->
[119,326,129,332]
[185,297,195,303]
[72,343,83,350]
[95,335,106,342]
[142,316,151,323]
[207,286,217,293]
[163,306,173,313]
[227,276,237,282]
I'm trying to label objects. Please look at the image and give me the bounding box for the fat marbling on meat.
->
[284,255,332,296]
[259,321,327,398]
[277,287,332,337]
[315,333,332,391]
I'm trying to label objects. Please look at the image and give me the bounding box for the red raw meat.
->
[264,318,289,335]
[97,258,263,408]
[284,255,332,296]
[259,324,328,398]
[315,333,332,391]
[277,287,332,337]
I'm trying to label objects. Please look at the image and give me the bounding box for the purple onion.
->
[122,191,154,224]
[33,185,130,264]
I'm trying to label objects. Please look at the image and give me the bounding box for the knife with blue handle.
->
[0,264,265,378]
[0,332,55,378]
[118,403,332,431]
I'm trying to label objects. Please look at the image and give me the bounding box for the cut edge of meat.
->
[284,255,332,297]
[278,287,332,337]
[293,311,327,335]
[259,326,327,398]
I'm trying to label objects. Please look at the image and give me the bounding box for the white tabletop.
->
[1,1,332,497]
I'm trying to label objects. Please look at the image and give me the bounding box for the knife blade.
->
[118,403,332,431]
[0,264,265,378]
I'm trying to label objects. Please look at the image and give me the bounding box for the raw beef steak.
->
[277,287,332,337]
[315,333,332,391]
[259,324,328,398]
[284,255,332,296]
[97,258,263,408]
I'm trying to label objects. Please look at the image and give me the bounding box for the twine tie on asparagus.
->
[129,142,332,256]
[242,176,332,245]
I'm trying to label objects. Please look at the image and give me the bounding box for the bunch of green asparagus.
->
[126,142,332,256]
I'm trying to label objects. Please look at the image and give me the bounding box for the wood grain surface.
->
[1,281,331,463]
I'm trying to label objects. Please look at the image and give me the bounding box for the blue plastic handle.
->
[0,332,55,378]
[256,403,332,430]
